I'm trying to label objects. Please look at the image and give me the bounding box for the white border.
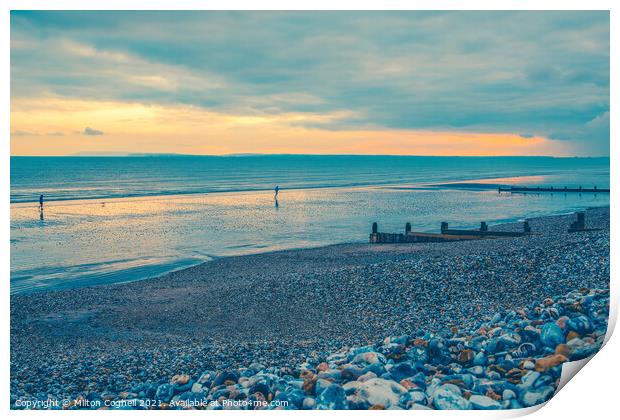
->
[3,1,616,419]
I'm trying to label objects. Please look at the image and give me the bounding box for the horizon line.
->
[9,153,611,159]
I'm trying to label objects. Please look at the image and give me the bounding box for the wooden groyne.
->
[370,220,531,244]
[369,211,599,244]
[440,221,529,237]
[369,230,483,244]
[499,186,609,193]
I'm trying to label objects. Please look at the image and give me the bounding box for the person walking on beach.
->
[274,185,280,209]
[39,194,44,221]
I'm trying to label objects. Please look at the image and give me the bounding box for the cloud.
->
[11,130,38,136]
[83,127,104,136]
[549,111,609,156]
[11,129,65,137]
[9,11,610,155]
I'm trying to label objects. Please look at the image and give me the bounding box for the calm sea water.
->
[10,155,609,294]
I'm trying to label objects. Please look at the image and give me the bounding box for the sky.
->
[10,11,610,156]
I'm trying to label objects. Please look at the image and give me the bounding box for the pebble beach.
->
[10,207,610,410]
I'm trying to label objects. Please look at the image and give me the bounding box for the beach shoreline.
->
[10,203,611,296]
[10,207,610,408]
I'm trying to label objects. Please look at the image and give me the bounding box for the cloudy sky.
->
[10,11,609,156]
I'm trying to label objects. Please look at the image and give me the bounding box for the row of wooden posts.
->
[370,212,592,244]
[499,186,609,193]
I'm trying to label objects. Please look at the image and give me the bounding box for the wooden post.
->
[441,222,448,234]
[569,212,586,232]
[405,222,411,234]
[576,212,585,229]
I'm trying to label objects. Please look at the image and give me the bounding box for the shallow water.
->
[10,156,609,293]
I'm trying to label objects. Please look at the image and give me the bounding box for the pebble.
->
[432,384,472,410]
[535,354,568,372]
[520,387,555,406]
[473,352,486,366]
[502,389,516,400]
[302,397,316,409]
[171,374,190,385]
[541,323,564,348]
[355,378,406,408]
[522,360,535,370]
[469,395,502,410]
[316,384,347,410]
[520,371,540,388]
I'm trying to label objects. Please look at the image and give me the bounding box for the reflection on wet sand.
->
[10,182,609,294]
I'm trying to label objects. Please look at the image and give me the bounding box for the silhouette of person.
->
[274,186,280,209]
[39,194,44,221]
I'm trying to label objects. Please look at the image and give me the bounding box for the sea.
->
[10,155,610,294]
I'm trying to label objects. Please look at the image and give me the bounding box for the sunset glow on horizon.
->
[11,97,569,157]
